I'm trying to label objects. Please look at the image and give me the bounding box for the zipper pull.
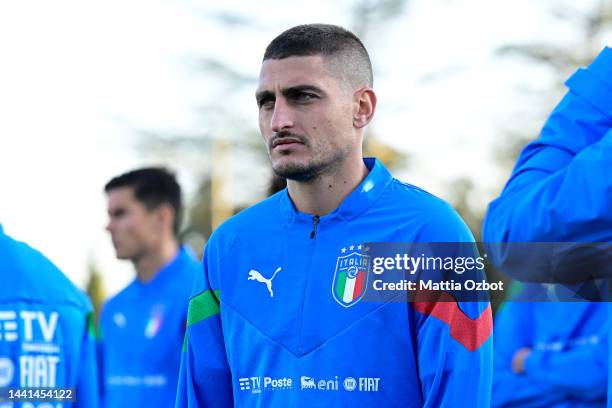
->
[310,215,320,239]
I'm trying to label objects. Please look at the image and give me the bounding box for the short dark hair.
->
[263,24,373,88]
[105,167,182,236]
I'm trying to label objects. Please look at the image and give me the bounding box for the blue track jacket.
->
[177,158,493,407]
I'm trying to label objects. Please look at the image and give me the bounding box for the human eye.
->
[292,91,318,104]
[298,92,315,102]
[110,208,126,219]
[257,94,275,110]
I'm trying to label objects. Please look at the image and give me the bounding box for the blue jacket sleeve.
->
[75,311,100,408]
[492,300,566,407]
[493,283,608,406]
[413,202,493,407]
[484,47,612,245]
[175,237,233,408]
[524,338,608,399]
[413,299,493,407]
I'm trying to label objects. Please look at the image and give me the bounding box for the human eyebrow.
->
[255,90,275,107]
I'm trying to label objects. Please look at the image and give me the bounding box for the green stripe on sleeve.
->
[187,289,221,326]
[183,289,221,352]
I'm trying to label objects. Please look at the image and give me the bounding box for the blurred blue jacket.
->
[0,224,99,408]
[97,246,198,408]
[493,283,607,407]
[483,47,612,406]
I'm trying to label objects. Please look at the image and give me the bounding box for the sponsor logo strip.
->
[238,376,380,393]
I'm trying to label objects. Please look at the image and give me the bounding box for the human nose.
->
[270,99,294,132]
[105,218,113,233]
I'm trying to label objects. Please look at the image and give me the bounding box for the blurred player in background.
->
[493,283,607,407]
[98,167,198,408]
[0,224,99,408]
[484,47,612,406]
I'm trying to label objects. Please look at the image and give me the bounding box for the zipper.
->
[310,215,320,239]
[299,215,319,355]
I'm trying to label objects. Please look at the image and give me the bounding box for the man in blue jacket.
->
[98,167,199,408]
[484,47,612,406]
[0,224,99,408]
[177,24,493,407]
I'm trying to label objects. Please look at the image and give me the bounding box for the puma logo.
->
[248,267,282,298]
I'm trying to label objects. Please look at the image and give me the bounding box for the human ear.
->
[353,88,377,129]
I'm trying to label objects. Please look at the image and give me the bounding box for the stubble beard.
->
[271,145,350,182]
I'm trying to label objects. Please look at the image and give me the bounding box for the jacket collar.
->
[279,157,393,223]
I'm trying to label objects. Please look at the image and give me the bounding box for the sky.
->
[0,0,608,297]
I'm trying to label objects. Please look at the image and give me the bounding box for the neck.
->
[133,239,179,283]
[287,155,369,216]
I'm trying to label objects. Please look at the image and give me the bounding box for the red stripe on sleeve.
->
[412,290,492,352]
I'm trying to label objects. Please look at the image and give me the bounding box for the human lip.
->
[272,138,304,148]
